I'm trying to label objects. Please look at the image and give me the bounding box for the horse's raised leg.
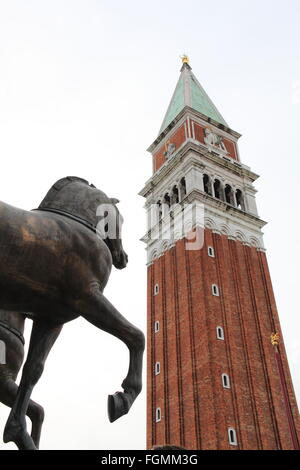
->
[0,377,44,448]
[79,292,145,423]
[3,320,63,450]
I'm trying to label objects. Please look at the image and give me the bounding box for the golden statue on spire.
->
[181,54,190,65]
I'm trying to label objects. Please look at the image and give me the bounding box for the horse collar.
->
[33,207,97,234]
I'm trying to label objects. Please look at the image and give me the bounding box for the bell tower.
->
[139,57,300,450]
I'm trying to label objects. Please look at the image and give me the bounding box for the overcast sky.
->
[0,0,299,450]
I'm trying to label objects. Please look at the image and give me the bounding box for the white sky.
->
[0,0,299,450]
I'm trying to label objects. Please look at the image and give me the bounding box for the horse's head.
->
[38,177,128,270]
[95,197,128,270]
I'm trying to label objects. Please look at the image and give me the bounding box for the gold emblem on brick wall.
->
[271,332,280,347]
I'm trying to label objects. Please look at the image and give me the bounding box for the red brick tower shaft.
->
[140,57,300,450]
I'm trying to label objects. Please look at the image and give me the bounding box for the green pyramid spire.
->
[159,59,228,134]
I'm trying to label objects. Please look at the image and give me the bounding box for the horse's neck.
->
[0,310,26,334]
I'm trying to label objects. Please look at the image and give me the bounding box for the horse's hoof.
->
[107,392,131,423]
[4,424,37,450]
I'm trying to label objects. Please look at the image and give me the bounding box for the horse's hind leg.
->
[79,292,145,423]
[3,320,62,450]
[27,401,44,448]
[0,377,44,448]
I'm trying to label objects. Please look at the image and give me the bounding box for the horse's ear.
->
[110,198,120,205]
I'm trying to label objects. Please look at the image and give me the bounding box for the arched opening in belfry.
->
[236,189,245,210]
[172,185,179,204]
[180,177,186,199]
[225,184,234,205]
[203,174,212,196]
[164,193,171,208]
[157,200,162,220]
[214,179,222,200]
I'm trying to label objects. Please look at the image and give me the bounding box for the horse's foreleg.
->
[0,377,44,448]
[3,321,62,450]
[80,292,145,423]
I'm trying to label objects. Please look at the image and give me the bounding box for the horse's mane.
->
[39,176,95,209]
[53,176,91,190]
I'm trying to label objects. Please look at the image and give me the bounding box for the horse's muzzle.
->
[114,251,128,270]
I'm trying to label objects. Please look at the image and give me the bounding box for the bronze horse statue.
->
[0,176,145,450]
